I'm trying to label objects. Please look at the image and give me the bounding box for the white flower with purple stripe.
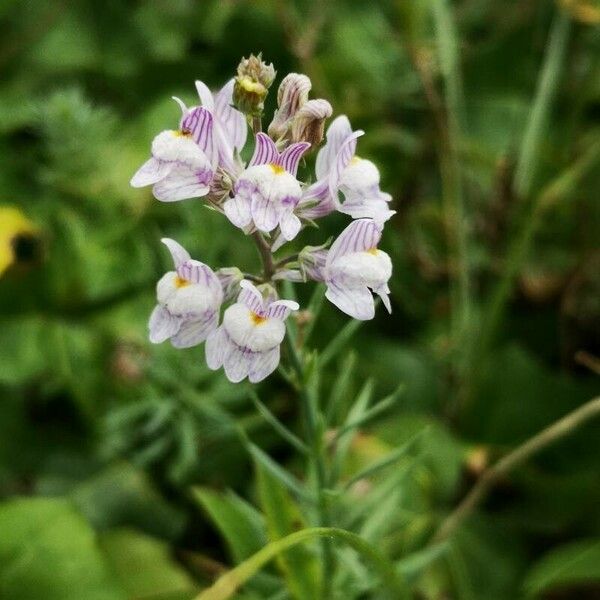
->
[323,219,392,321]
[130,103,215,202]
[205,280,299,383]
[149,238,223,348]
[223,133,310,241]
[194,78,248,175]
[298,116,395,223]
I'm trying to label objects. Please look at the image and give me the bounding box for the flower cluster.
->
[133,57,395,383]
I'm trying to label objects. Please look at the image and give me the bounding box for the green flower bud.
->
[233,54,276,116]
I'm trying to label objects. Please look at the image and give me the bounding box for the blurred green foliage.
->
[0,0,599,598]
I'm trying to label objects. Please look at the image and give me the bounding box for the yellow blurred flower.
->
[0,206,41,277]
[559,0,600,24]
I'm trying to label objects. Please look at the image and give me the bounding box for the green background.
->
[0,1,599,598]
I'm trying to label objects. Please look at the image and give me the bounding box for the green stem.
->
[193,526,409,600]
[251,231,275,280]
[514,11,572,200]
[285,330,334,599]
[434,396,600,543]
[474,11,573,376]
[430,0,472,399]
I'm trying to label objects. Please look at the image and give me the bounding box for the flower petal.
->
[161,238,190,267]
[224,195,253,228]
[238,280,265,313]
[215,79,247,151]
[327,219,382,266]
[296,179,335,219]
[276,142,311,177]
[223,344,252,383]
[265,299,299,320]
[251,193,279,232]
[195,80,215,112]
[338,195,396,224]
[325,282,375,321]
[374,284,392,314]
[171,311,218,348]
[148,305,182,343]
[130,158,173,187]
[205,326,227,370]
[181,107,214,157]
[315,115,353,180]
[249,132,278,166]
[153,167,211,202]
[328,130,364,202]
[249,346,280,383]
[279,211,302,241]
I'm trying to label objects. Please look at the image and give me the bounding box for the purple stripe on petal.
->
[328,130,364,203]
[149,305,182,343]
[249,346,280,383]
[206,326,227,370]
[249,132,278,166]
[224,195,253,228]
[327,219,382,266]
[316,115,354,180]
[239,280,265,314]
[215,79,247,151]
[277,142,311,176]
[251,194,279,233]
[265,299,299,320]
[153,167,210,202]
[171,311,218,348]
[223,342,253,383]
[182,107,214,156]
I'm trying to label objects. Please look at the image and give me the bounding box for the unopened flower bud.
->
[216,267,244,302]
[233,54,276,116]
[268,73,311,140]
[291,99,332,146]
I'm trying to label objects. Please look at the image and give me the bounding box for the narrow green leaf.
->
[333,384,405,440]
[320,318,365,368]
[303,283,326,345]
[254,460,321,600]
[514,11,572,199]
[523,539,600,597]
[396,542,449,580]
[192,487,267,564]
[247,442,312,502]
[331,379,375,483]
[249,390,308,455]
[342,427,427,490]
[326,352,357,424]
[194,527,410,600]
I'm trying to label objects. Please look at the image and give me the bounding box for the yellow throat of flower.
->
[269,163,285,175]
[174,275,190,288]
[250,312,267,325]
